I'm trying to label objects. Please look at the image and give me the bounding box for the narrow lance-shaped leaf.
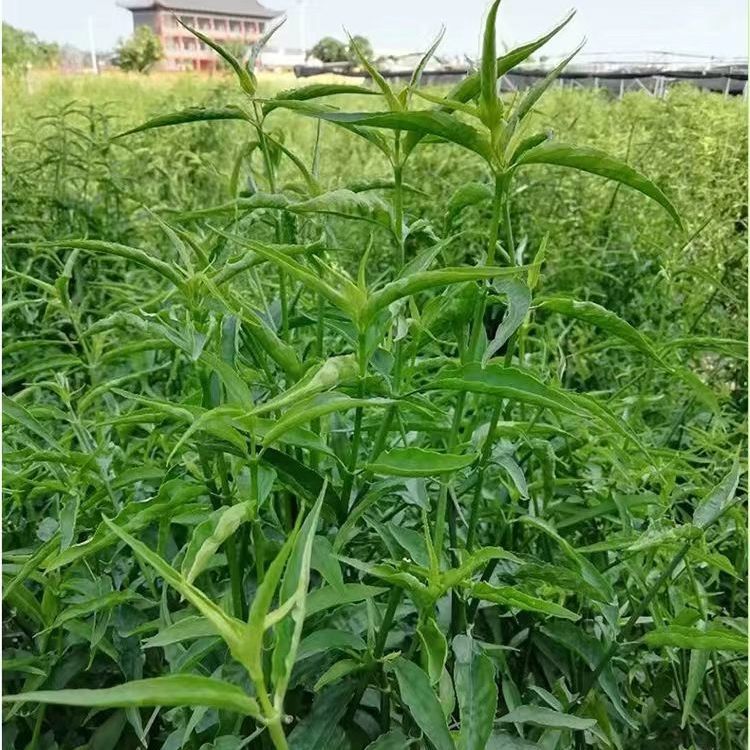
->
[446,182,493,228]
[15,240,186,288]
[408,26,446,97]
[682,647,710,728]
[642,625,748,652]
[498,706,597,731]
[247,15,285,70]
[47,480,205,572]
[260,394,393,451]
[297,629,367,661]
[391,658,455,750]
[347,32,402,111]
[313,658,363,691]
[184,502,254,584]
[303,110,493,162]
[518,515,615,605]
[368,447,478,477]
[418,617,448,684]
[447,10,576,106]
[483,279,532,363]
[536,295,671,368]
[305,583,387,617]
[426,363,585,418]
[272,485,326,707]
[363,265,523,323]
[115,106,250,138]
[262,83,379,115]
[514,141,682,225]
[178,17,256,95]
[243,240,361,317]
[470,581,579,621]
[142,616,216,649]
[453,634,498,750]
[246,525,299,682]
[2,675,261,718]
[102,518,249,662]
[692,462,742,530]
[508,43,583,129]
[292,189,394,230]
[252,355,359,417]
[401,10,576,153]
[479,0,503,127]
[710,688,748,723]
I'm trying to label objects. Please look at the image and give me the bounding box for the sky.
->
[3,0,748,61]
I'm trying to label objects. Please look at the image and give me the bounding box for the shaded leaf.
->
[453,634,497,750]
[392,658,455,750]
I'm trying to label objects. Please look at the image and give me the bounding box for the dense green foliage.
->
[2,22,59,71]
[309,36,348,63]
[3,5,747,750]
[309,35,374,64]
[114,26,163,74]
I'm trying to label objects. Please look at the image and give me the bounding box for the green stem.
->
[254,685,288,750]
[465,400,502,551]
[368,339,404,462]
[466,173,505,361]
[465,173,514,551]
[340,332,368,506]
[346,588,403,724]
[375,587,403,658]
[254,108,290,341]
[433,391,466,554]
[393,159,405,269]
[266,720,289,750]
[217,453,246,620]
[687,563,731,749]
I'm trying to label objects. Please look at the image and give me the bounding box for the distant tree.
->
[347,35,373,64]
[309,36,347,63]
[3,23,59,71]
[114,26,163,73]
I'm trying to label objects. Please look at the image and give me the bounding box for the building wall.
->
[134,9,268,72]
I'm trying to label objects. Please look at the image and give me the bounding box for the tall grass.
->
[3,4,747,750]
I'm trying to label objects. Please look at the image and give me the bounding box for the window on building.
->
[245,21,257,34]
[179,15,195,25]
[184,37,197,50]
[214,19,226,32]
[258,22,265,32]
[198,16,211,30]
[230,20,241,33]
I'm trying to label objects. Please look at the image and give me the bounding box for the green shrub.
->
[2,4,746,750]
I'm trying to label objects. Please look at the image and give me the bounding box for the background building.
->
[117,0,281,71]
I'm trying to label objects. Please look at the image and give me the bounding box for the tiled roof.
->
[117,0,282,19]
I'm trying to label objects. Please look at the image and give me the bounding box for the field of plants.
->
[2,5,748,750]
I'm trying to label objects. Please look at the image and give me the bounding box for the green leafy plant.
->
[2,22,59,71]
[114,25,164,74]
[3,2,747,749]
[309,36,348,63]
